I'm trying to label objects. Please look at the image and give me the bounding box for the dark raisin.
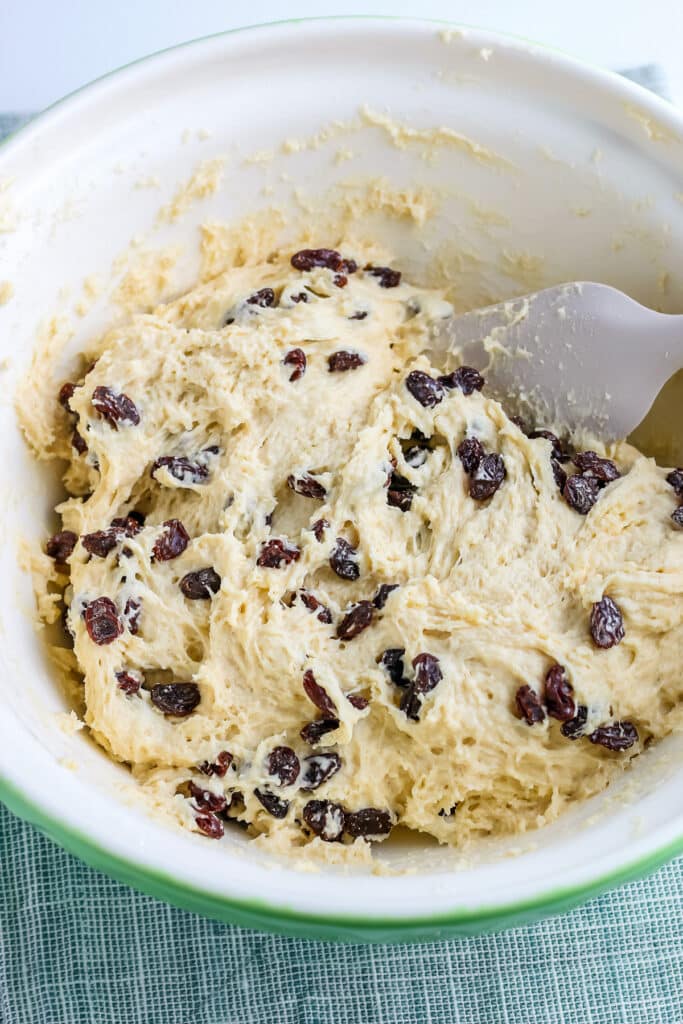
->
[188,781,227,813]
[291,292,309,304]
[257,538,301,568]
[529,429,568,463]
[330,537,360,580]
[543,663,575,722]
[589,721,638,751]
[347,693,369,710]
[195,813,224,839]
[291,248,346,272]
[152,519,190,561]
[328,350,366,372]
[303,799,346,841]
[672,507,683,529]
[378,648,408,687]
[438,366,484,396]
[116,670,142,695]
[573,451,620,484]
[457,436,484,475]
[59,381,77,410]
[439,804,458,818]
[412,652,443,694]
[151,456,209,486]
[71,429,88,455]
[365,265,401,288]
[110,515,143,536]
[349,311,368,320]
[333,273,348,288]
[283,348,306,382]
[337,601,374,641]
[246,287,275,307]
[400,684,422,721]
[515,684,545,725]
[180,567,222,600]
[373,583,399,609]
[84,597,123,645]
[561,705,588,739]
[469,453,506,501]
[287,473,326,500]
[82,528,120,558]
[551,458,568,491]
[666,468,683,495]
[254,789,289,818]
[312,518,329,542]
[300,718,340,744]
[562,474,600,514]
[198,751,233,776]
[298,590,333,624]
[301,753,342,791]
[150,682,201,717]
[46,530,78,565]
[405,370,444,408]
[344,807,392,839]
[590,596,625,649]
[303,670,337,716]
[266,746,300,787]
[386,472,416,512]
[123,598,141,635]
[91,385,140,428]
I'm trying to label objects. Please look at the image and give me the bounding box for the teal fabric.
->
[3,69,682,1022]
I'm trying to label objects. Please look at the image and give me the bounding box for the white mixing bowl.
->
[1,18,682,942]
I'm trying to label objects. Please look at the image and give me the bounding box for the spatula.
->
[430,282,683,442]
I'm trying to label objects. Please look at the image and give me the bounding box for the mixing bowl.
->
[1,18,682,942]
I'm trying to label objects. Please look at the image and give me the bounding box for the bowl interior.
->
[1,19,683,929]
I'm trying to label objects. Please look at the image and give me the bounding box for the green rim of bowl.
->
[1,16,682,943]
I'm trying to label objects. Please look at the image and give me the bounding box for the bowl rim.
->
[2,14,683,942]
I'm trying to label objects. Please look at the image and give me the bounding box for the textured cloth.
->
[2,67,683,1024]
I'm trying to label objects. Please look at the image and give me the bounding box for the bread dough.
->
[29,244,683,860]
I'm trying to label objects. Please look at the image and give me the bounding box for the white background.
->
[0,0,682,111]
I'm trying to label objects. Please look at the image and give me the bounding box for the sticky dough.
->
[30,246,683,860]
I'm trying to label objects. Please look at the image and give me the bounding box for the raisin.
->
[328,350,366,372]
[562,474,600,514]
[330,537,360,580]
[298,590,333,624]
[469,453,506,501]
[91,385,140,428]
[82,528,120,558]
[72,429,88,455]
[188,781,228,813]
[405,370,444,408]
[110,515,143,536]
[573,451,620,484]
[287,473,326,500]
[284,348,306,382]
[291,248,346,272]
[312,518,329,542]
[439,804,458,818]
[438,366,485,396]
[333,273,348,288]
[412,652,443,693]
[266,746,300,787]
[198,751,233,776]
[254,789,289,818]
[46,530,78,565]
[349,311,368,320]
[150,682,201,717]
[400,684,422,721]
[365,265,401,288]
[552,458,568,491]
[123,598,141,635]
[291,292,309,304]
[337,601,374,641]
[529,429,568,463]
[152,519,190,561]
[300,718,340,744]
[303,670,337,716]
[378,648,407,687]
[301,753,342,791]
[457,437,484,475]
[561,705,588,739]
[344,807,392,839]
[195,813,224,839]
[116,670,142,695]
[303,799,346,841]
[246,287,276,307]
[84,597,123,646]
[59,381,76,410]
[180,567,222,600]
[386,471,416,512]
[257,538,301,568]
[666,468,683,496]
[672,507,683,529]
[373,583,399,609]
[543,663,575,722]
[515,684,545,725]
[590,596,625,649]
[347,693,369,710]
[151,456,209,486]
[589,721,638,751]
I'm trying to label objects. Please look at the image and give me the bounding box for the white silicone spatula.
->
[430,282,683,441]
